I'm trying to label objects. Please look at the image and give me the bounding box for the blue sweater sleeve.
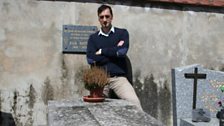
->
[101,29,129,57]
[86,35,109,65]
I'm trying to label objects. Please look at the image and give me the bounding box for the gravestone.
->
[48,99,164,126]
[172,64,224,126]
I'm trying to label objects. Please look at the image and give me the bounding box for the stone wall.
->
[0,0,224,125]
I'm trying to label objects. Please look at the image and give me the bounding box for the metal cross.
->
[184,67,207,109]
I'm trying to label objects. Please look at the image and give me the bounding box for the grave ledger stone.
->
[62,25,98,53]
[172,64,224,126]
[48,99,164,126]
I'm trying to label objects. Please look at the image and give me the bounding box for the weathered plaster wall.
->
[0,0,224,125]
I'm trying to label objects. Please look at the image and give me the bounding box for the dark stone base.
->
[180,118,219,126]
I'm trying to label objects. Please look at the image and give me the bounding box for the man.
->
[87,4,143,111]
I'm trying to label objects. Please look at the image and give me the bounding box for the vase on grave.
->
[216,109,224,126]
[220,109,224,126]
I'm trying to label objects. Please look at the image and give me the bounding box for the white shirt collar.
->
[98,26,115,37]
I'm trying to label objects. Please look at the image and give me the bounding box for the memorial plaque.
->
[62,25,98,53]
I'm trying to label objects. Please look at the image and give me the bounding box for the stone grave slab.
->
[172,64,224,126]
[48,99,164,126]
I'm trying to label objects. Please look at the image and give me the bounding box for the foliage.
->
[82,66,109,90]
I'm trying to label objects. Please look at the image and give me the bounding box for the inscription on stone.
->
[62,25,98,53]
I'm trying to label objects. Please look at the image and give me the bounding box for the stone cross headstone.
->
[184,67,206,109]
[172,64,224,126]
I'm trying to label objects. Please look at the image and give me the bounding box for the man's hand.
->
[117,40,124,47]
[117,40,124,46]
[95,49,102,55]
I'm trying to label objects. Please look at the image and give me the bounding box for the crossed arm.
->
[86,29,129,65]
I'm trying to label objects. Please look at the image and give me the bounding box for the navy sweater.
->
[86,27,129,76]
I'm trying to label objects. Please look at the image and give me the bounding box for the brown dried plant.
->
[82,66,109,90]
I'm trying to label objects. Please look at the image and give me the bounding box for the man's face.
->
[98,8,113,28]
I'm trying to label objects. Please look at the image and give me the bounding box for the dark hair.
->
[97,5,113,16]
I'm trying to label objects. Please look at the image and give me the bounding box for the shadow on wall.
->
[105,55,171,125]
[134,71,171,125]
[0,111,16,126]
[39,0,224,13]
[124,56,133,84]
